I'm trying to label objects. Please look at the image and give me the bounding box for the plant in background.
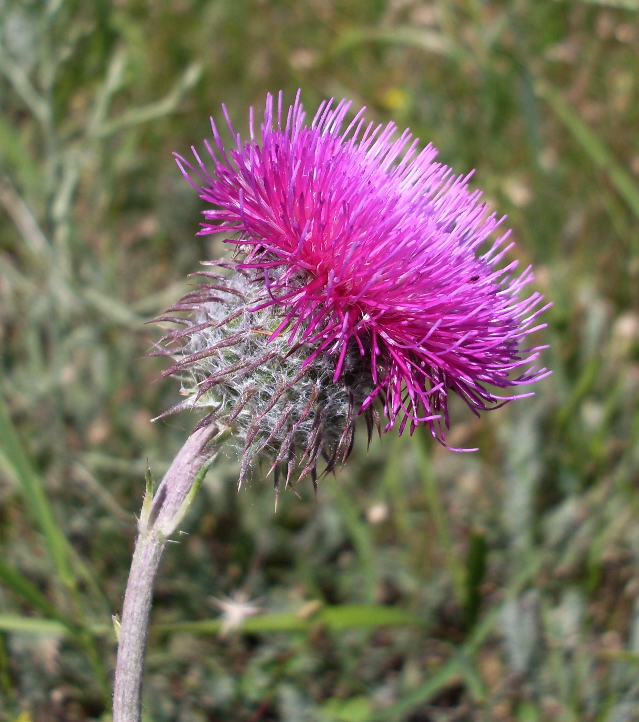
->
[113,91,549,722]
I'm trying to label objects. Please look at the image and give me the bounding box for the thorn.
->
[274,466,280,512]
[112,614,121,642]
[346,427,356,460]
[145,462,154,496]
[139,461,157,533]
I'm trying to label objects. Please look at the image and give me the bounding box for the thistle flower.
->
[159,91,549,491]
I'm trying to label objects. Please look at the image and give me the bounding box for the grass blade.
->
[414,436,466,606]
[330,481,378,604]
[326,26,457,62]
[155,605,421,636]
[0,394,75,589]
[536,80,639,220]
[0,558,72,627]
[0,615,68,636]
[568,0,637,8]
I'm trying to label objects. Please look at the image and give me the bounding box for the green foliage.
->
[1,0,639,720]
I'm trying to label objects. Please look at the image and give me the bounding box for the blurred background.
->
[1,0,638,720]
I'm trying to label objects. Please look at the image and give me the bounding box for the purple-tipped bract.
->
[165,91,548,482]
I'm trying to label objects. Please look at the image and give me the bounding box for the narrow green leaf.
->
[414,436,466,605]
[0,632,12,700]
[536,81,639,220]
[369,656,465,722]
[516,701,542,722]
[0,614,67,636]
[464,530,488,629]
[326,26,458,62]
[330,481,377,604]
[96,63,202,139]
[367,560,544,722]
[567,0,637,8]
[0,557,69,626]
[155,614,301,635]
[154,605,421,636]
[0,614,109,637]
[0,395,75,588]
[320,605,420,629]
[368,608,499,721]
[321,695,373,722]
[0,113,43,193]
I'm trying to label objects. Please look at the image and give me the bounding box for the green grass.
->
[1,0,639,720]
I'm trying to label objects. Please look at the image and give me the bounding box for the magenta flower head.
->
[159,91,549,492]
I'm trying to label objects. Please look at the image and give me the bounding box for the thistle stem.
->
[112,426,218,722]
[112,531,164,721]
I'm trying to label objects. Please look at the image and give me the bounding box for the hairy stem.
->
[112,531,164,721]
[112,426,218,722]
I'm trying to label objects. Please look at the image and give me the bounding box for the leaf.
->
[0,395,75,589]
[536,81,639,220]
[154,605,421,636]
[0,558,71,628]
[326,26,457,62]
[0,614,108,637]
[0,614,67,636]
